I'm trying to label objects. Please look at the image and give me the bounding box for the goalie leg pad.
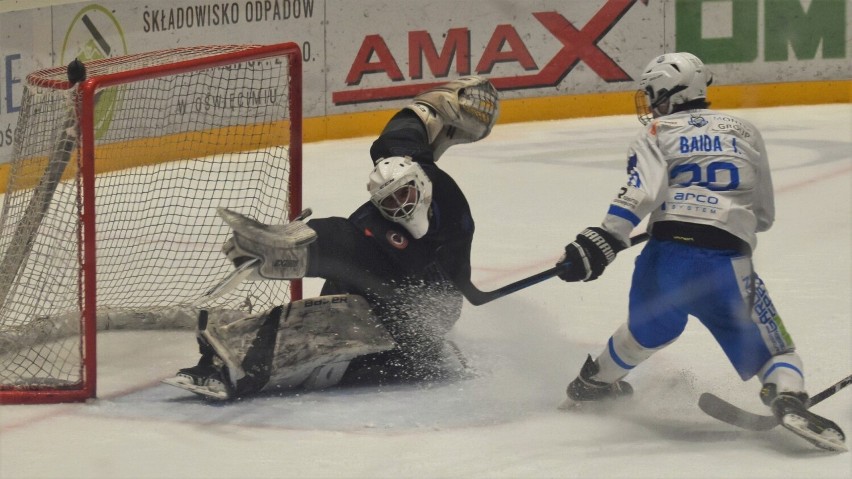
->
[264,294,397,391]
[172,295,397,399]
[302,361,352,390]
[406,76,499,160]
[218,207,316,280]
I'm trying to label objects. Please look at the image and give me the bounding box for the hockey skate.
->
[162,322,240,401]
[559,355,633,409]
[162,356,233,401]
[761,384,847,452]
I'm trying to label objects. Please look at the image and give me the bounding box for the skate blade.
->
[557,397,581,410]
[162,376,231,401]
[782,415,848,452]
[558,393,632,411]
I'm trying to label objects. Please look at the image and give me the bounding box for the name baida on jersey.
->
[680,135,724,154]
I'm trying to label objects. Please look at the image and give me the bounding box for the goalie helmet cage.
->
[0,43,303,404]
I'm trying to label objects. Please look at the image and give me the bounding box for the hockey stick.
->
[464,232,650,306]
[0,59,87,311]
[698,374,852,432]
[191,258,260,308]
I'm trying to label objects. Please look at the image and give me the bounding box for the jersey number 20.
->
[671,161,739,191]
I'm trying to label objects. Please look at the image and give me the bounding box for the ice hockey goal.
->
[0,43,302,404]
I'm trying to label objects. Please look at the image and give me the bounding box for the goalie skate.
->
[161,311,243,401]
[162,366,232,401]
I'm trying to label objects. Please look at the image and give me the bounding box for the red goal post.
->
[0,43,303,404]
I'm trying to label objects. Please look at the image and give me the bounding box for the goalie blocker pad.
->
[198,294,396,398]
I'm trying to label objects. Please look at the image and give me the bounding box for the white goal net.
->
[0,43,303,403]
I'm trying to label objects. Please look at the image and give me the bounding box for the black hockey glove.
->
[556,227,625,282]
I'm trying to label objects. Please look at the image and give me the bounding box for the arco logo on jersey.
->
[672,192,720,205]
[332,0,645,105]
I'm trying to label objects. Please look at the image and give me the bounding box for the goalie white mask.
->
[368,157,433,239]
[635,52,713,125]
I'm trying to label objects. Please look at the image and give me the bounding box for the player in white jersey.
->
[553,52,845,452]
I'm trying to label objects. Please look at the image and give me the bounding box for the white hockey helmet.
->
[367,157,433,239]
[635,52,713,124]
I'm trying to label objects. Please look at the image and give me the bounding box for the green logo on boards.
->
[676,0,846,63]
[61,5,128,139]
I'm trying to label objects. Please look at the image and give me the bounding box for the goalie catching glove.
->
[406,75,499,160]
[556,227,626,282]
[219,207,316,280]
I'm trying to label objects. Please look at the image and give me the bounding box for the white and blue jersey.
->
[600,109,795,380]
[602,109,774,251]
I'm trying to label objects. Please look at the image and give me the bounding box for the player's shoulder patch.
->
[386,229,409,249]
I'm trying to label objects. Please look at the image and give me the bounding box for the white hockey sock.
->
[759,352,805,394]
[594,323,665,383]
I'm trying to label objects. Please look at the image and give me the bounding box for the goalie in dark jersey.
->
[164,77,499,400]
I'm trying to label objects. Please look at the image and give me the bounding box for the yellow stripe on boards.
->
[1,80,848,194]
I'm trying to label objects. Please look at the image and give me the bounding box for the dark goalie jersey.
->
[300,108,477,381]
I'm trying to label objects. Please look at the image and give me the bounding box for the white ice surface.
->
[1,104,850,479]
